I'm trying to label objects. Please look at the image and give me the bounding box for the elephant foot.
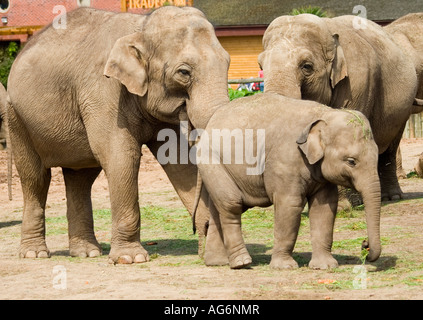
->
[228,248,252,269]
[108,242,150,264]
[309,254,338,270]
[204,251,229,266]
[381,186,402,201]
[69,238,102,258]
[269,254,299,269]
[19,242,50,259]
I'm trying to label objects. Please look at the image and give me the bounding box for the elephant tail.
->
[191,170,203,234]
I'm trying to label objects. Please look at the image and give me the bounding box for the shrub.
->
[228,88,261,101]
[291,6,328,17]
[0,41,20,88]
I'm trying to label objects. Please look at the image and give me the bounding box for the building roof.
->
[194,0,423,26]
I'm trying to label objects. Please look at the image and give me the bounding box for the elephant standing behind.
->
[6,7,229,264]
[385,13,423,102]
[259,14,418,201]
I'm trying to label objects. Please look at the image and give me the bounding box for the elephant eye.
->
[178,68,191,77]
[301,63,314,75]
[347,157,357,167]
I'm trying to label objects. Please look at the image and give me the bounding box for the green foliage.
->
[291,5,328,17]
[228,88,261,101]
[407,170,419,178]
[0,41,20,88]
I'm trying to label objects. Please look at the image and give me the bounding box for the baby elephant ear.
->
[296,119,327,165]
[104,32,148,97]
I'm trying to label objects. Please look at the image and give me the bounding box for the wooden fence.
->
[403,113,423,138]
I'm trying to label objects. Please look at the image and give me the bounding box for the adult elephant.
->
[6,7,229,264]
[258,14,418,201]
[385,13,423,102]
[384,13,423,178]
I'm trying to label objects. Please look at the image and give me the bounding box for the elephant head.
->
[297,110,381,262]
[104,6,230,129]
[259,14,347,106]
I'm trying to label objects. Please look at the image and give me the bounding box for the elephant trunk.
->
[187,91,229,130]
[187,61,229,130]
[263,71,302,100]
[355,174,382,262]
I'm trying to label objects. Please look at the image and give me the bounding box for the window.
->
[0,0,10,13]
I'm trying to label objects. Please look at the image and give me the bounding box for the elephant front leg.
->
[308,184,339,270]
[270,193,303,269]
[105,148,149,264]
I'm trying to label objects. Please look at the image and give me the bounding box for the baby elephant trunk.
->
[355,174,382,262]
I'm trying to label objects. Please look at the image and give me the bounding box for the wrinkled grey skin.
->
[6,7,229,263]
[198,93,381,269]
[259,14,417,201]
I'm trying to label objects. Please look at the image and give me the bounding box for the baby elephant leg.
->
[199,164,250,269]
[308,184,339,269]
[270,193,303,269]
[219,207,252,269]
[204,200,229,266]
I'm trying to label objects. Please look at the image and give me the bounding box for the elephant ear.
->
[330,34,348,89]
[296,119,327,165]
[104,32,148,97]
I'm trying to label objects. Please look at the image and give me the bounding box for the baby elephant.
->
[196,93,381,269]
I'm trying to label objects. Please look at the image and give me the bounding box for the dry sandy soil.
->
[1,139,423,301]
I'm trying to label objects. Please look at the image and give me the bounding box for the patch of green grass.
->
[45,216,68,236]
[341,221,367,231]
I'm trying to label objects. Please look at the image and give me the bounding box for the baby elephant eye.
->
[347,158,357,167]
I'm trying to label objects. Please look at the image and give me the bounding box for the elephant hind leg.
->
[62,167,102,258]
[19,166,51,259]
[379,132,404,201]
[7,107,51,259]
[201,166,251,269]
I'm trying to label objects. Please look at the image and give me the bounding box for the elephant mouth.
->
[177,99,188,122]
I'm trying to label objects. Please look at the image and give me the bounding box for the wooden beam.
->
[121,0,127,12]
[0,25,44,36]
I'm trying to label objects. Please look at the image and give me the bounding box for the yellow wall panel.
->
[218,35,263,81]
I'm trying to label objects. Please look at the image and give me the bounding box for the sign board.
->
[126,0,193,10]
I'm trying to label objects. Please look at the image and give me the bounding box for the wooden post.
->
[121,0,127,12]
[410,114,416,138]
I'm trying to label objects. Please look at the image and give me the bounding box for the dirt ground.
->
[1,139,423,301]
